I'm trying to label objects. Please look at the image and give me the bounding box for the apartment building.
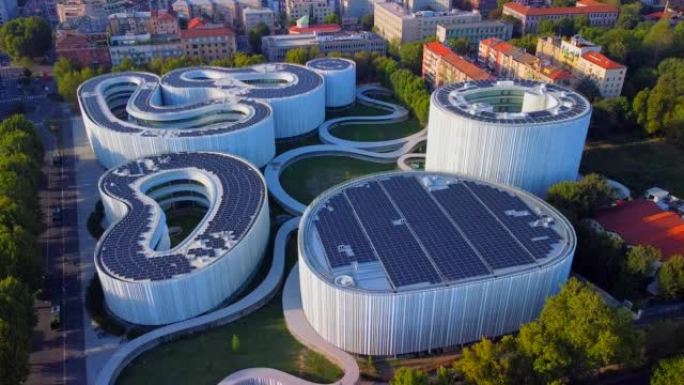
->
[262,31,386,61]
[285,0,335,22]
[536,35,626,97]
[435,19,512,47]
[56,0,106,23]
[478,37,574,85]
[375,1,504,44]
[423,41,492,89]
[341,0,374,22]
[55,16,110,66]
[502,1,618,33]
[108,11,183,66]
[181,23,236,61]
[242,7,275,32]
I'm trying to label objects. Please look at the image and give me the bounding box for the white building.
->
[299,171,576,355]
[261,31,386,61]
[96,152,270,325]
[425,80,592,197]
[242,6,275,32]
[341,0,373,22]
[285,0,335,22]
[306,58,356,107]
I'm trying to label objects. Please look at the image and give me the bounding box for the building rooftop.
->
[306,57,354,71]
[96,152,266,282]
[301,172,574,292]
[376,1,480,19]
[596,199,684,260]
[503,2,618,16]
[288,23,341,34]
[581,51,624,70]
[425,41,492,80]
[181,25,235,38]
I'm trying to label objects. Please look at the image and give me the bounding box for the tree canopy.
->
[546,173,615,221]
[390,367,429,385]
[360,14,374,31]
[248,22,270,54]
[651,355,684,385]
[657,255,684,300]
[398,42,423,75]
[0,17,51,63]
[0,277,35,385]
[323,13,341,25]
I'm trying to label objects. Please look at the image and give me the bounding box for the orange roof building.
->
[503,2,618,33]
[422,41,492,88]
[596,200,684,260]
[288,23,341,34]
[180,23,236,62]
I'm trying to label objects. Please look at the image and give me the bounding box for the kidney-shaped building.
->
[426,79,591,196]
[95,152,269,325]
[299,171,575,355]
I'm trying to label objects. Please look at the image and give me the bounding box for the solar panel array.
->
[78,72,271,136]
[434,79,590,124]
[312,174,565,288]
[98,152,265,282]
[161,64,323,99]
[307,58,353,71]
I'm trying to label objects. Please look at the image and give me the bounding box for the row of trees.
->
[53,53,266,104]
[0,115,43,385]
[389,279,646,385]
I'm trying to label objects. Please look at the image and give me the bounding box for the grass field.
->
[165,208,206,247]
[330,117,422,142]
[581,139,684,197]
[280,156,396,205]
[116,238,343,385]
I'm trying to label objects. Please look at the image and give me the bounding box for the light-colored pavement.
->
[95,217,301,385]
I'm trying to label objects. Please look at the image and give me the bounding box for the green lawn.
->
[280,156,396,205]
[116,238,343,385]
[330,117,422,142]
[276,132,322,155]
[581,139,684,197]
[325,102,388,120]
[165,208,206,247]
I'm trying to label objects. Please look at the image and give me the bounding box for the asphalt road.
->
[27,104,87,385]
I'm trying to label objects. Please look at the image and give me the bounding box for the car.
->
[50,304,61,329]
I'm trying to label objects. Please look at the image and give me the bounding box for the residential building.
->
[422,41,492,89]
[150,9,180,35]
[181,23,236,61]
[510,0,545,7]
[55,16,110,66]
[536,35,626,97]
[375,1,499,44]
[478,37,574,85]
[288,14,341,33]
[405,0,451,11]
[462,0,497,16]
[56,0,107,23]
[341,0,373,23]
[0,0,18,25]
[108,11,183,66]
[502,1,618,33]
[242,7,275,32]
[285,0,335,22]
[435,18,512,47]
[262,31,386,61]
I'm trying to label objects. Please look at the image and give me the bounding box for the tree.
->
[390,367,429,385]
[590,96,636,138]
[233,52,265,67]
[353,51,371,81]
[248,22,270,54]
[651,355,684,385]
[284,47,311,64]
[360,14,374,31]
[657,255,684,300]
[457,336,530,385]
[617,3,641,29]
[0,277,35,385]
[323,13,340,25]
[112,58,141,72]
[447,37,470,55]
[546,173,614,221]
[231,334,240,352]
[614,245,660,298]
[517,278,644,383]
[509,34,538,54]
[642,18,673,65]
[0,17,51,63]
[54,60,98,104]
[398,42,423,75]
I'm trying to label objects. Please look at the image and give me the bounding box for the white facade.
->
[298,171,576,356]
[306,58,356,107]
[96,153,270,325]
[426,80,591,197]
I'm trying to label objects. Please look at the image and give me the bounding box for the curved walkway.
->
[319,84,425,152]
[217,264,360,385]
[95,217,301,385]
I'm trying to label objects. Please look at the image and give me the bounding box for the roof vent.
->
[334,275,355,287]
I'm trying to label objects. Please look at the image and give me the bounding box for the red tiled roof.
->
[187,17,205,29]
[595,199,684,260]
[581,51,624,70]
[504,2,618,16]
[426,42,492,80]
[288,24,341,34]
[541,66,573,80]
[181,26,235,39]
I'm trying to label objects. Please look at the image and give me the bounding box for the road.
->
[26,102,87,385]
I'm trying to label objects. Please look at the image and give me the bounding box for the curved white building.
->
[425,80,591,196]
[299,171,575,356]
[161,63,325,138]
[95,152,269,325]
[306,58,356,108]
[78,72,275,169]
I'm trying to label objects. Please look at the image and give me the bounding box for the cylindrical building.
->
[299,171,575,356]
[95,152,269,325]
[161,63,326,138]
[306,58,356,108]
[425,80,591,196]
[78,72,275,169]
